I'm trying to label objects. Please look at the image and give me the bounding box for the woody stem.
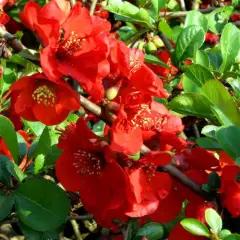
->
[79,95,207,198]
[90,0,98,15]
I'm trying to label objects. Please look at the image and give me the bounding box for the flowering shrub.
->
[0,0,240,239]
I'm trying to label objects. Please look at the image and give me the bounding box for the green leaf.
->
[195,50,210,68]
[227,77,240,98]
[205,208,222,233]
[144,54,170,68]
[158,20,172,39]
[3,68,17,84]
[23,120,46,136]
[202,80,240,127]
[0,116,19,164]
[102,0,151,27]
[196,137,221,150]
[117,26,137,42]
[184,10,208,32]
[92,120,106,137]
[175,25,205,61]
[216,126,240,160]
[127,218,140,240]
[208,172,221,190]
[19,222,60,240]
[151,0,167,16]
[220,23,240,72]
[7,161,26,182]
[207,47,223,70]
[184,64,215,88]
[182,75,202,93]
[180,219,210,237]
[201,125,219,139]
[28,127,51,160]
[168,93,212,118]
[134,222,164,240]
[43,145,62,170]
[208,6,234,34]
[17,132,28,163]
[224,234,240,240]
[0,193,14,221]
[15,179,70,231]
[219,229,232,239]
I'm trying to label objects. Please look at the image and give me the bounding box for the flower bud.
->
[128,151,141,161]
[153,36,164,48]
[145,41,157,54]
[138,41,145,50]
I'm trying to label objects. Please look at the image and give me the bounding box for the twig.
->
[80,95,206,198]
[68,215,94,221]
[193,124,200,139]
[158,32,174,53]
[159,7,216,19]
[90,0,98,15]
[70,219,83,240]
[178,0,186,11]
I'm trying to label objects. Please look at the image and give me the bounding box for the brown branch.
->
[80,96,206,198]
[158,32,174,53]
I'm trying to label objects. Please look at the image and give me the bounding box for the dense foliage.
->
[0,0,240,239]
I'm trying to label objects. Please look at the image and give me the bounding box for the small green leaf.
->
[224,234,240,240]
[23,120,46,136]
[168,93,212,118]
[144,54,170,68]
[127,218,140,240]
[219,229,232,239]
[158,20,172,39]
[220,23,240,72]
[0,193,14,221]
[180,219,210,237]
[102,0,151,27]
[135,222,164,240]
[196,137,221,150]
[208,6,234,34]
[7,161,26,182]
[0,116,19,164]
[227,78,240,98]
[202,80,240,127]
[175,25,205,61]
[201,125,219,139]
[151,0,167,16]
[117,26,137,42]
[208,172,221,190]
[184,64,215,88]
[182,75,202,93]
[92,121,106,137]
[15,179,70,231]
[216,126,240,160]
[184,10,208,32]
[205,208,222,233]
[195,50,210,68]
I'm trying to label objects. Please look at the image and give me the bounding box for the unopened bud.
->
[145,41,157,54]
[128,151,140,161]
[105,85,120,101]
[138,41,145,50]
[153,36,164,48]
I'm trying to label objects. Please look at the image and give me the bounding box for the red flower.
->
[41,3,111,100]
[20,0,70,46]
[10,73,80,125]
[205,33,219,45]
[147,50,178,77]
[125,151,172,217]
[231,13,240,22]
[56,118,129,229]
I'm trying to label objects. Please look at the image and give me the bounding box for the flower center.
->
[129,58,141,76]
[32,85,56,107]
[141,162,156,182]
[58,31,86,58]
[73,150,102,176]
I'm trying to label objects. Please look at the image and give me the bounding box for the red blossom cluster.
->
[0,0,239,239]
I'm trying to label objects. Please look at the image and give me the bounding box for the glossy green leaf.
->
[151,0,167,16]
[184,10,208,32]
[134,222,164,240]
[201,125,219,139]
[208,6,234,34]
[220,23,240,72]
[23,120,46,136]
[227,78,240,98]
[216,126,240,160]
[184,64,215,88]
[144,54,170,68]
[205,208,222,233]
[0,193,14,221]
[158,20,172,38]
[180,219,210,237]
[224,234,240,240]
[117,26,137,41]
[102,0,151,27]
[195,50,210,68]
[15,179,70,231]
[219,229,232,239]
[182,75,202,93]
[175,25,205,61]
[168,93,212,118]
[0,116,19,164]
[127,218,140,240]
[202,80,240,127]
[196,137,221,150]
